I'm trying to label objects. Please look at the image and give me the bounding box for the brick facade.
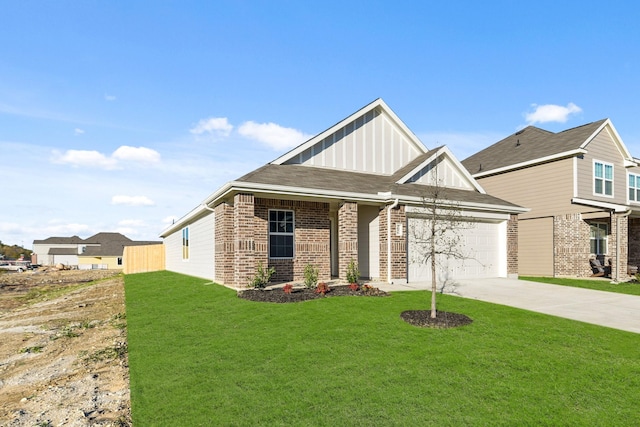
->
[214,202,234,285]
[507,214,518,276]
[378,205,407,281]
[628,218,640,270]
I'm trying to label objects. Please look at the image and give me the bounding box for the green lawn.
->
[125,271,640,426]
[521,276,640,296]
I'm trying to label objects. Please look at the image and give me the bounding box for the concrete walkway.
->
[377,278,640,334]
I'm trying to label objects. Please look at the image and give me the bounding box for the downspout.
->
[387,199,399,283]
[614,209,632,283]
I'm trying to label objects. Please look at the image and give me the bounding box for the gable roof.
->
[461,119,631,177]
[33,235,84,244]
[84,232,132,244]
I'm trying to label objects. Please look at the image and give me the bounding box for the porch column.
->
[214,202,234,285]
[234,193,256,288]
[611,212,629,282]
[338,202,358,281]
[507,214,518,278]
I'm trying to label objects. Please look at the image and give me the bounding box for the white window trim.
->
[628,172,640,204]
[268,209,295,259]
[182,226,189,261]
[593,160,614,198]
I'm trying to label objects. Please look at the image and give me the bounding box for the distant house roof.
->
[80,239,161,258]
[48,248,78,255]
[84,232,132,244]
[33,235,84,244]
[462,119,610,177]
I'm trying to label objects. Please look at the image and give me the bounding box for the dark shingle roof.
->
[34,235,84,244]
[236,161,521,209]
[84,232,132,244]
[461,119,608,175]
[48,248,78,255]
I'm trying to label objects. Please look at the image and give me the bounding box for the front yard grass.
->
[521,276,640,296]
[125,271,640,426]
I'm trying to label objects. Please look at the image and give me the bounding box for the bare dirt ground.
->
[0,269,131,426]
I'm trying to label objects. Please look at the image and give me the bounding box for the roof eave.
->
[472,148,587,178]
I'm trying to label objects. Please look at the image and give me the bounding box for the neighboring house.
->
[161,99,526,288]
[33,232,161,270]
[32,235,86,266]
[462,119,640,281]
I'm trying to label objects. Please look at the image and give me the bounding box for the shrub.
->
[346,259,359,284]
[248,262,275,289]
[303,264,319,289]
[348,283,360,291]
[315,283,330,295]
[283,284,293,294]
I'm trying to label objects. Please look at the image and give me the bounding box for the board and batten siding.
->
[576,127,628,205]
[165,212,215,280]
[478,158,581,219]
[284,108,422,175]
[408,156,473,189]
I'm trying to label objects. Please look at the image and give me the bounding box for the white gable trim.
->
[397,146,486,194]
[579,119,636,167]
[271,99,427,166]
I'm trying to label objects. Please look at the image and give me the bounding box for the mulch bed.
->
[400,310,473,328]
[238,285,388,303]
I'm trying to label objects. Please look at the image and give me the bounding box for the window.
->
[182,227,189,260]
[590,223,608,255]
[269,210,294,258]
[117,257,122,266]
[594,161,613,196]
[629,173,640,202]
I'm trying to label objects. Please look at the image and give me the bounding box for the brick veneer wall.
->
[628,218,640,269]
[233,193,257,287]
[610,213,628,280]
[255,198,330,284]
[554,213,591,277]
[338,202,358,281]
[507,214,518,276]
[214,202,234,285]
[378,205,407,282]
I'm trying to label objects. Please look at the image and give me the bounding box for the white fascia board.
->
[400,194,529,215]
[571,197,629,213]
[271,99,427,165]
[396,147,486,193]
[472,148,587,178]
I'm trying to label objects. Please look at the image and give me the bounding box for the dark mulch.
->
[400,310,473,329]
[238,285,388,303]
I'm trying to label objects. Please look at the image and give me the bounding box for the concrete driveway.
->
[380,278,640,334]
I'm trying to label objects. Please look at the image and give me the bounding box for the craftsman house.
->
[462,119,640,281]
[161,99,526,288]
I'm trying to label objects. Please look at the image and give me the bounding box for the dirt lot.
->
[0,269,131,426]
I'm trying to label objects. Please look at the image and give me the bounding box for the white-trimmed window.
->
[594,160,613,196]
[629,173,640,202]
[269,210,294,258]
[590,223,608,255]
[182,227,189,260]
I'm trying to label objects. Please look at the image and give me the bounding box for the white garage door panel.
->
[408,219,500,282]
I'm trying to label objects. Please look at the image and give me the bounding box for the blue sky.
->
[2,1,640,248]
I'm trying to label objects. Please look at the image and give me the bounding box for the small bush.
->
[283,284,293,294]
[248,262,275,289]
[303,264,319,289]
[348,283,360,291]
[346,259,359,284]
[315,283,330,295]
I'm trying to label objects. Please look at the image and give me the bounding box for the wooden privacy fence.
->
[123,244,165,274]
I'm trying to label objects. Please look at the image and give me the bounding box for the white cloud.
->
[524,103,582,125]
[74,128,85,135]
[111,195,155,206]
[112,146,161,163]
[43,222,92,236]
[104,94,117,101]
[238,121,311,150]
[51,149,119,170]
[118,219,146,227]
[190,117,233,138]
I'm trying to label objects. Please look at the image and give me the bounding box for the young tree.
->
[408,170,476,319]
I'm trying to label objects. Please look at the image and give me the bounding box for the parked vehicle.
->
[0,261,31,273]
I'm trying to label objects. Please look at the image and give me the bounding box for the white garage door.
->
[408,218,501,283]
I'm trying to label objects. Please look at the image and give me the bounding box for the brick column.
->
[611,212,629,281]
[338,202,358,281]
[214,202,234,285]
[234,193,256,287]
[378,204,406,282]
[507,214,518,277]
